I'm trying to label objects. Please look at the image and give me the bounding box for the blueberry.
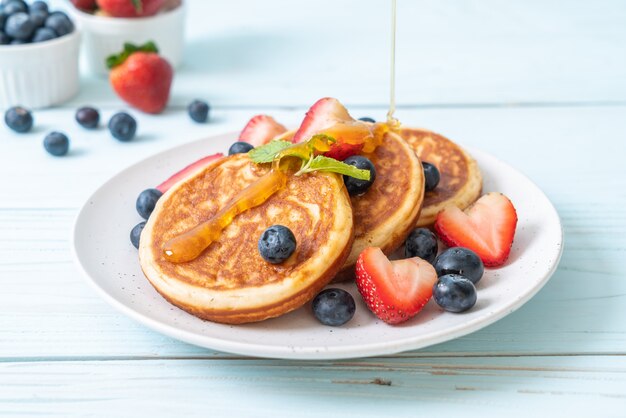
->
[258,225,296,264]
[358,117,376,123]
[434,247,484,284]
[30,1,48,14]
[43,131,69,156]
[31,26,55,42]
[187,99,210,123]
[5,12,35,40]
[343,155,376,195]
[422,161,440,191]
[312,288,356,326]
[10,38,26,44]
[2,0,28,15]
[433,274,477,313]
[29,10,47,28]
[130,221,146,249]
[228,141,253,155]
[405,228,438,264]
[4,106,33,133]
[0,31,10,44]
[75,106,100,129]
[45,11,73,37]
[0,12,7,30]
[136,188,162,220]
[108,112,137,142]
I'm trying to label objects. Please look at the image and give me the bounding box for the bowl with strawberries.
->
[69,0,185,76]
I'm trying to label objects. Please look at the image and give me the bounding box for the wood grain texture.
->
[2,0,626,415]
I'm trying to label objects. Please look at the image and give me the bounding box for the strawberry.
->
[107,42,173,114]
[434,193,518,267]
[238,115,287,146]
[71,0,97,11]
[292,97,364,161]
[96,0,166,17]
[355,247,438,325]
[156,153,223,193]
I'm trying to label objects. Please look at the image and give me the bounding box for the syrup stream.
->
[386,0,399,129]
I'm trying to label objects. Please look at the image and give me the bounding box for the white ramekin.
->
[0,30,81,110]
[71,3,186,77]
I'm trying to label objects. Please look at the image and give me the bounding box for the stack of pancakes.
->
[139,127,482,324]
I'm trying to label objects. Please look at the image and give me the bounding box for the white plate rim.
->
[71,132,564,360]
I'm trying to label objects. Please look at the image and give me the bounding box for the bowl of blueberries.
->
[0,0,79,109]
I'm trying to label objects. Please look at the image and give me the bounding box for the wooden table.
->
[2,0,626,416]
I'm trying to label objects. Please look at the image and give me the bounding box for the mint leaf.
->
[248,140,293,163]
[299,156,371,180]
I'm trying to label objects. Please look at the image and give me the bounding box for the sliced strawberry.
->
[324,142,364,161]
[292,97,353,143]
[156,153,223,193]
[355,247,438,325]
[434,193,518,267]
[238,115,287,147]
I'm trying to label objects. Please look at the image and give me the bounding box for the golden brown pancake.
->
[335,131,424,281]
[277,129,425,282]
[400,127,482,227]
[139,153,354,324]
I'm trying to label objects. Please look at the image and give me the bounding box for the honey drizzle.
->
[162,164,287,263]
[386,0,400,130]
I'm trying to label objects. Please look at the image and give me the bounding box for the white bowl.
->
[0,30,81,110]
[72,4,186,77]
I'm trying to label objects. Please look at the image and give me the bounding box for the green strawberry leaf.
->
[105,41,159,69]
[248,140,293,163]
[297,155,370,180]
[131,0,143,13]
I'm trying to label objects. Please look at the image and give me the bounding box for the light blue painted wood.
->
[2,0,626,416]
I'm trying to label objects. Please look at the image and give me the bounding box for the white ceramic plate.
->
[72,132,563,360]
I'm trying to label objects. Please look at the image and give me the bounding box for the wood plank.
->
[1,356,625,417]
[45,0,626,107]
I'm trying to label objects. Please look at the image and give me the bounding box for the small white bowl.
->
[0,30,81,110]
[72,3,186,77]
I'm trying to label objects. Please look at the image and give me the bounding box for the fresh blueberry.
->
[10,38,26,44]
[343,155,376,196]
[434,247,484,284]
[136,188,162,220]
[187,99,210,123]
[29,1,48,14]
[258,225,297,264]
[45,11,73,36]
[0,12,7,30]
[31,26,55,42]
[0,31,10,44]
[358,117,376,123]
[5,12,35,40]
[312,288,356,326]
[433,274,477,313]
[2,0,28,16]
[405,228,438,264]
[29,9,47,28]
[43,131,69,156]
[75,106,100,129]
[108,112,137,142]
[130,221,146,249]
[5,106,33,133]
[228,141,253,155]
[422,161,440,191]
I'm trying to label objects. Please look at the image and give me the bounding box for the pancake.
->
[335,131,424,280]
[139,153,354,324]
[400,127,482,227]
[277,129,425,282]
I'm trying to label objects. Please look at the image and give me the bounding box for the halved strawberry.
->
[238,115,287,147]
[156,153,223,193]
[434,193,518,267]
[355,247,438,325]
[292,98,364,161]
